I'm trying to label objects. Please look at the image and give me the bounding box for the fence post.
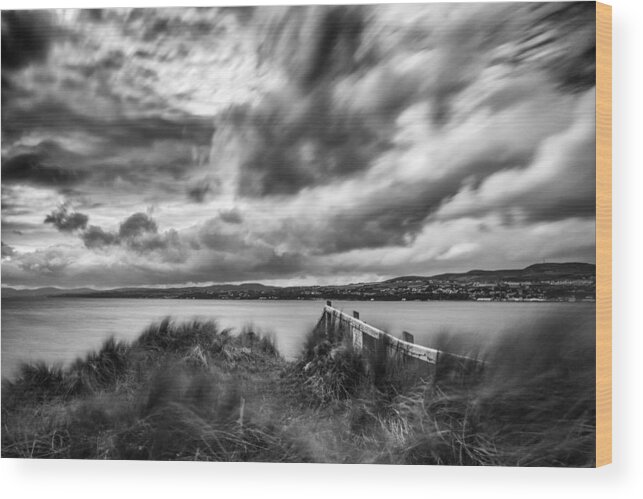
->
[324,301,332,337]
[349,310,361,350]
[323,309,328,337]
[402,331,414,344]
[315,303,471,384]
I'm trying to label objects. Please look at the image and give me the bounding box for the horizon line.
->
[0,261,596,292]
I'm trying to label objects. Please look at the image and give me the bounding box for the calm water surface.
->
[1,298,595,378]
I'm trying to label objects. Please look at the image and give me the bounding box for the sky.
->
[1,3,597,289]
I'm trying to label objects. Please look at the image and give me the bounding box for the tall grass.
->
[113,366,304,461]
[290,314,596,467]
[3,336,130,405]
[393,319,595,466]
[291,316,431,405]
[3,313,595,466]
[2,317,287,460]
[3,317,280,406]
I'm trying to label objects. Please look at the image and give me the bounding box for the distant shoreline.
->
[3,294,596,303]
[1,262,596,302]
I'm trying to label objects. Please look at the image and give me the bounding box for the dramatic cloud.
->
[1,242,15,258]
[219,6,387,197]
[77,212,182,260]
[187,182,212,203]
[1,10,56,71]
[118,213,157,239]
[219,208,243,225]
[1,141,87,188]
[81,225,119,249]
[44,205,89,232]
[1,4,597,288]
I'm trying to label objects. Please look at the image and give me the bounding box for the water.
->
[1,298,595,379]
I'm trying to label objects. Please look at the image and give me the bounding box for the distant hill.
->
[1,287,96,298]
[1,262,595,299]
[1,283,276,299]
[388,262,595,284]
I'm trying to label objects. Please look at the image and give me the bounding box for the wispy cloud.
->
[1,4,597,287]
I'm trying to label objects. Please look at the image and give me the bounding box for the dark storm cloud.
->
[187,182,212,203]
[68,49,127,78]
[511,132,596,224]
[1,242,15,258]
[118,213,157,239]
[433,91,596,227]
[233,99,385,197]
[2,98,213,146]
[226,2,596,200]
[119,6,226,40]
[515,2,596,93]
[1,10,56,71]
[2,98,212,197]
[224,6,387,197]
[81,225,119,249]
[66,209,303,279]
[79,212,169,248]
[2,238,306,288]
[1,141,87,188]
[1,219,38,237]
[197,218,248,253]
[127,230,188,263]
[219,6,255,23]
[271,147,537,255]
[1,5,597,288]
[44,205,89,232]
[2,198,34,217]
[260,5,371,91]
[74,212,188,263]
[296,6,366,91]
[219,208,243,225]
[525,196,596,223]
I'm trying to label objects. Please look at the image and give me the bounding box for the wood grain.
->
[596,1,612,467]
[324,305,440,363]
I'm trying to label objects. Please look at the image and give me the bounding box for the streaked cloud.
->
[1,4,596,288]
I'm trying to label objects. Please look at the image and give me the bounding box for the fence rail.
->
[321,301,481,380]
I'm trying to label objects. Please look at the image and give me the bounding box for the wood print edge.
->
[595,1,612,468]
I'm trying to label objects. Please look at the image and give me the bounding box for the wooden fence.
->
[321,301,481,381]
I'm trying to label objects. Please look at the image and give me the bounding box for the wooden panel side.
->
[596,1,612,468]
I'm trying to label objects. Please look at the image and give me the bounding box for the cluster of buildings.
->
[174,278,595,302]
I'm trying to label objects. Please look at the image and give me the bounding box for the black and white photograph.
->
[2,2,599,466]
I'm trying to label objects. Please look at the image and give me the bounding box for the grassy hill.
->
[2,315,595,465]
[1,262,595,299]
[389,262,595,284]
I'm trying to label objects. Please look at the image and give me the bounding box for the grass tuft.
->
[2,317,291,461]
[2,314,595,466]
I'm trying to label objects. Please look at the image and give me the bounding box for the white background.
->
[0,0,640,497]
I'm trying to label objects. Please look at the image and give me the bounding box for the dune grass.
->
[286,314,595,466]
[1,314,595,466]
[1,318,294,460]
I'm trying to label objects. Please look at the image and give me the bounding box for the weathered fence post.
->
[324,301,332,337]
[315,303,478,385]
[351,310,362,350]
[402,331,414,343]
[324,309,328,337]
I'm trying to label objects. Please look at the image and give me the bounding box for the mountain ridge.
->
[390,262,595,283]
[2,262,595,298]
